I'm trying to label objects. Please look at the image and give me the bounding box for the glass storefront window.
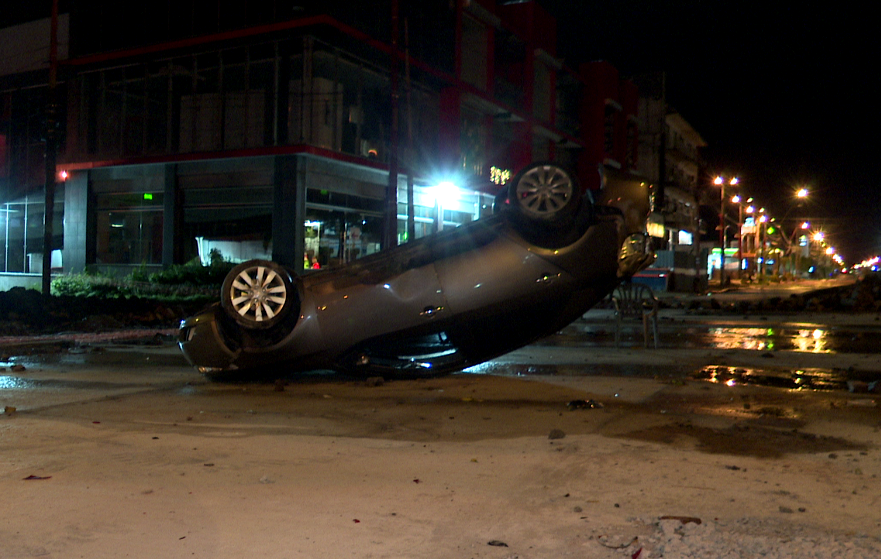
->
[95,210,163,265]
[187,206,273,265]
[303,211,382,269]
[305,185,385,268]
[1,203,26,272]
[94,188,164,265]
[0,196,61,273]
[394,182,495,243]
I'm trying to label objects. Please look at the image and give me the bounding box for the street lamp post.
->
[782,187,810,278]
[792,221,810,277]
[744,204,755,278]
[758,213,768,281]
[731,195,752,280]
[811,231,824,277]
[714,176,738,286]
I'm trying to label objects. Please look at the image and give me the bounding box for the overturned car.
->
[178,162,654,376]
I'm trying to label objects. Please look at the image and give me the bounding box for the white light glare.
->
[430,181,459,207]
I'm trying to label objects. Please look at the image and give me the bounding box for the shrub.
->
[51,273,131,298]
[147,250,235,285]
[51,250,232,301]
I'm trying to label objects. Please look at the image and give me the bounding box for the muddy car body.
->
[179,162,653,376]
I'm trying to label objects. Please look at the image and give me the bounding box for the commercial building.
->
[0,1,641,288]
[634,72,707,292]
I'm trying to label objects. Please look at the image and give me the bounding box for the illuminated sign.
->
[646,222,665,238]
[490,166,511,185]
[711,247,740,257]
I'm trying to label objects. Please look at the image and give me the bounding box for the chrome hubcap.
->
[516,165,574,216]
[229,265,287,322]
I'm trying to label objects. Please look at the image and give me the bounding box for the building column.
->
[272,155,302,269]
[162,163,179,267]
[62,170,89,274]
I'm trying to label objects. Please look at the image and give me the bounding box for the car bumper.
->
[178,306,239,372]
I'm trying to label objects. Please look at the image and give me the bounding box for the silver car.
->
[178,162,653,376]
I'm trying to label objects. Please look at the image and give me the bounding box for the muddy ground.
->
[2,277,881,557]
[2,356,880,558]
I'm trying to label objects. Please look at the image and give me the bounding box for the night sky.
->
[541,0,880,263]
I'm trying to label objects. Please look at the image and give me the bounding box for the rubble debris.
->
[846,399,877,407]
[567,399,603,410]
[597,536,638,549]
[659,515,702,525]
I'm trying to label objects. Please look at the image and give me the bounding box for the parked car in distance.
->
[179,162,653,377]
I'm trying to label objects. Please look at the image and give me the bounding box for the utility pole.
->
[42,0,59,297]
[384,0,400,250]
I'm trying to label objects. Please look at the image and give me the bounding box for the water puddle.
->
[468,362,881,393]
[555,321,881,354]
[2,345,190,370]
[465,362,677,379]
[691,365,856,391]
[0,375,145,391]
[0,375,37,390]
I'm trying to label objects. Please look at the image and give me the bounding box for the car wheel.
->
[508,162,581,224]
[221,260,295,329]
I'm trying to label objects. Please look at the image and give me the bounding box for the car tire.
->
[221,260,296,329]
[508,162,581,226]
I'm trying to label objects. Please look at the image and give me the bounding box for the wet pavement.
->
[2,311,880,419]
[4,278,881,559]
[556,315,881,354]
[2,277,880,414]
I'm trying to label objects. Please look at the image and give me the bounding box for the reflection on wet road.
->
[2,313,880,399]
[693,365,858,391]
[552,318,881,355]
[480,316,881,393]
[700,327,829,353]
[0,375,147,392]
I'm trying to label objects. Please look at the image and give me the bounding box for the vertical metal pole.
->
[758,221,764,281]
[4,201,9,272]
[42,0,59,297]
[736,204,743,279]
[404,18,415,244]
[718,182,725,286]
[384,0,400,250]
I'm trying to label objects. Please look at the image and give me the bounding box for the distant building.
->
[634,72,707,292]
[0,0,638,286]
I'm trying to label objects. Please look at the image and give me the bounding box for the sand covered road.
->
[2,365,880,558]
